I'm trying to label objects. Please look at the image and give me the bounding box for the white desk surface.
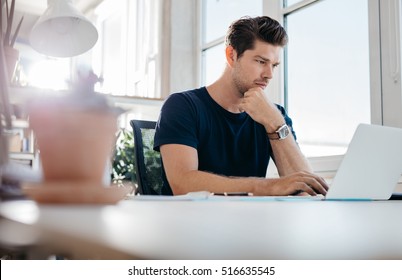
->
[1,198,402,259]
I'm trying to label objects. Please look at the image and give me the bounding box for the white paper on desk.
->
[127,192,322,201]
[238,195,323,201]
[127,191,212,201]
[206,195,321,201]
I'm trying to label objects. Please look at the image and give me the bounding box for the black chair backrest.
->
[130,120,163,195]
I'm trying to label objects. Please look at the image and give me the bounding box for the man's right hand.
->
[239,87,285,132]
[260,171,329,196]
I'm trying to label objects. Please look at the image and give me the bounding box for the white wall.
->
[167,0,199,96]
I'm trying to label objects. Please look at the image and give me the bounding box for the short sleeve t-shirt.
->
[154,87,295,195]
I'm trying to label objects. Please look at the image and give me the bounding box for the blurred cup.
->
[28,94,121,185]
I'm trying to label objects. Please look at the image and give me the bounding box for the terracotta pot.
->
[29,100,118,185]
[4,46,19,81]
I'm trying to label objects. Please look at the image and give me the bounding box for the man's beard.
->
[232,67,250,97]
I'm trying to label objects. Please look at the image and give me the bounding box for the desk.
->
[1,199,402,259]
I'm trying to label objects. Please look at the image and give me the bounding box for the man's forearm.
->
[269,136,313,176]
[169,169,271,195]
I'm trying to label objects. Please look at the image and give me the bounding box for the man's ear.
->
[225,45,237,67]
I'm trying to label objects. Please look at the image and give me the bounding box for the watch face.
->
[278,125,290,139]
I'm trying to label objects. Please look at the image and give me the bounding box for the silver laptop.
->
[321,123,402,200]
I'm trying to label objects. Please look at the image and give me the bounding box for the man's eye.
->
[256,60,265,64]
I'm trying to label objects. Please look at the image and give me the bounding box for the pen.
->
[212,192,253,196]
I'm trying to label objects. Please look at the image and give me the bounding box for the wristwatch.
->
[267,124,290,140]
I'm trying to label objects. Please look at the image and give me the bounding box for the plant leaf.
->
[10,15,23,47]
[4,0,13,46]
[0,0,3,42]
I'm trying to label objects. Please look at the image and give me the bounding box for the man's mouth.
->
[255,82,267,89]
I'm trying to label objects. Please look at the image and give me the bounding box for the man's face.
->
[231,40,281,95]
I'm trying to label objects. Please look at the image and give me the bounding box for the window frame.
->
[276,0,400,176]
[280,0,383,126]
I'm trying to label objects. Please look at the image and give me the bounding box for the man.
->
[154,16,328,196]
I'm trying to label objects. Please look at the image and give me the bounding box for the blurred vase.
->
[28,96,118,185]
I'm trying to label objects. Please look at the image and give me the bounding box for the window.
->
[15,42,71,91]
[284,0,304,7]
[284,0,370,157]
[93,0,162,98]
[203,43,226,86]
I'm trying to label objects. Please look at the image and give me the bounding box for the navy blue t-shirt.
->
[154,87,295,195]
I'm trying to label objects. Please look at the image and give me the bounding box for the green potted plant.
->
[111,128,137,186]
[1,0,24,80]
[111,127,163,195]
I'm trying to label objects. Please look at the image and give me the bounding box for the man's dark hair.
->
[225,16,288,58]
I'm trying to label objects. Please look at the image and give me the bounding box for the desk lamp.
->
[29,0,98,57]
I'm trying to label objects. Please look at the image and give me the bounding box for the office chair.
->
[130,120,163,195]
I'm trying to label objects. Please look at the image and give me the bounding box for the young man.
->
[154,16,328,196]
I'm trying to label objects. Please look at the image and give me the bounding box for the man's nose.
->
[263,65,274,80]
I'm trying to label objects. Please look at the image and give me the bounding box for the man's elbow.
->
[167,172,193,195]
[169,181,189,195]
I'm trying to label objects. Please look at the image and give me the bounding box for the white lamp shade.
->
[29,0,98,57]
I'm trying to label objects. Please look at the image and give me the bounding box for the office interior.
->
[1,0,402,260]
[3,0,401,186]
